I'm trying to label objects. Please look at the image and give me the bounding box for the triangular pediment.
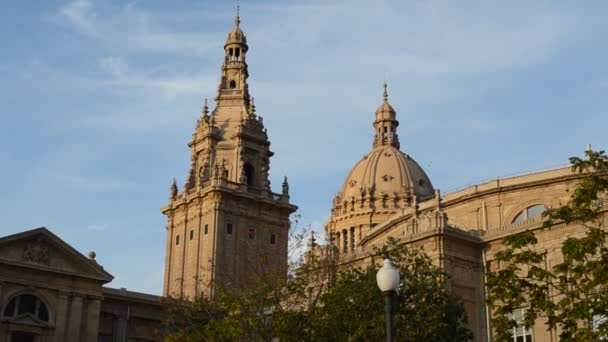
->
[0,227,113,283]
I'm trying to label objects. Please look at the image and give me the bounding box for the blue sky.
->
[1,0,607,294]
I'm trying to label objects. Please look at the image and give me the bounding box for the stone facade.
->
[160,10,297,300]
[0,228,166,342]
[316,86,606,342]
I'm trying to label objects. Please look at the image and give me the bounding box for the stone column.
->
[67,295,83,342]
[84,296,102,341]
[53,291,70,342]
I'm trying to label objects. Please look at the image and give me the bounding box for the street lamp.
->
[376,259,400,342]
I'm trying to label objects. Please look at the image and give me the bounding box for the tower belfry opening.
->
[161,7,297,300]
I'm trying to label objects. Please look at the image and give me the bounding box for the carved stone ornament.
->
[382,174,394,182]
[349,180,357,188]
[22,237,50,265]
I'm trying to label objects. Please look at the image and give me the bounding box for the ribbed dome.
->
[375,102,396,122]
[339,145,434,201]
[226,26,247,47]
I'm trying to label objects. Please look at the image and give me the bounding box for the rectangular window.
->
[175,235,180,245]
[270,234,276,245]
[227,223,233,235]
[350,227,355,251]
[248,228,255,240]
[190,229,194,240]
[204,224,208,235]
[510,308,533,342]
[342,229,347,253]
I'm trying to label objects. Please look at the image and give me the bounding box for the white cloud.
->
[98,56,128,78]
[87,223,110,231]
[56,174,133,194]
[96,55,216,100]
[56,0,217,55]
[59,0,99,37]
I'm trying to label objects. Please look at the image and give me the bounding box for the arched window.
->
[512,204,547,224]
[3,294,49,322]
[244,163,255,188]
[229,80,237,89]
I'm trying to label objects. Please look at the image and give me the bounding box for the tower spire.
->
[383,82,388,103]
[235,0,241,27]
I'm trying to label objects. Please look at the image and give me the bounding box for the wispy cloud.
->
[55,174,133,194]
[96,55,216,100]
[59,0,99,37]
[87,223,110,231]
[56,0,218,55]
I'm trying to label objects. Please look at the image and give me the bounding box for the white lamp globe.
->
[376,259,400,292]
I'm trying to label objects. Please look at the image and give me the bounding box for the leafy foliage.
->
[486,149,608,341]
[165,237,473,341]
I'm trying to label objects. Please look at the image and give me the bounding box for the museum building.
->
[0,8,604,342]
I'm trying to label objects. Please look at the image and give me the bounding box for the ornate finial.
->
[170,178,178,199]
[383,82,388,103]
[202,98,209,118]
[586,143,593,159]
[435,188,442,208]
[249,97,256,117]
[282,176,290,197]
[308,230,317,248]
[235,0,241,27]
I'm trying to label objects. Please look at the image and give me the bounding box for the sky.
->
[1,0,607,295]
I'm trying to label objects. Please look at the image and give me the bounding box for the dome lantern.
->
[373,83,399,149]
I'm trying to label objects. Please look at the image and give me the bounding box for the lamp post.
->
[376,259,400,342]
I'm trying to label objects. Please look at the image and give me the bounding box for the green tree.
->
[293,238,473,342]
[486,149,608,342]
[164,236,473,341]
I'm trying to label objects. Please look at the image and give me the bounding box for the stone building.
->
[0,228,166,342]
[0,6,604,342]
[312,82,606,342]
[160,8,297,300]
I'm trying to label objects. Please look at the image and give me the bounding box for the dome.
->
[226,26,247,47]
[375,102,396,122]
[339,145,434,201]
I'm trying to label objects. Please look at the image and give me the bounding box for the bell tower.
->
[161,7,297,299]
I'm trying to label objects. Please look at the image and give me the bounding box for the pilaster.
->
[84,296,102,341]
[53,290,70,342]
[67,294,83,342]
